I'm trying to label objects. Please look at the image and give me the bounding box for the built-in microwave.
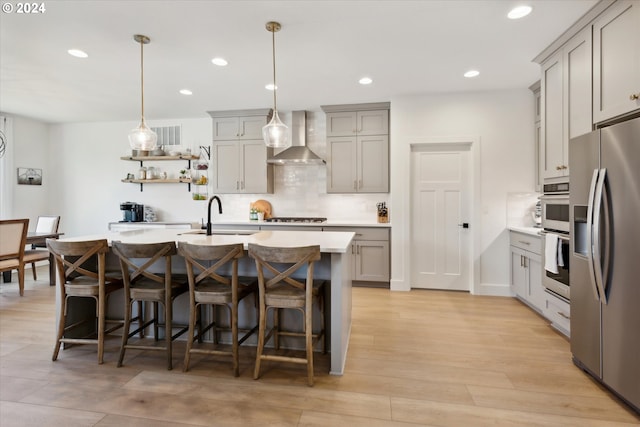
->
[540,181,569,233]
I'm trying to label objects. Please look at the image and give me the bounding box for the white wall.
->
[389,89,536,294]
[2,115,51,229]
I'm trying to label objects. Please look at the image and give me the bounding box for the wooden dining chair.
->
[0,219,29,296]
[24,215,60,280]
[47,239,123,364]
[179,242,258,376]
[248,243,326,386]
[111,241,189,370]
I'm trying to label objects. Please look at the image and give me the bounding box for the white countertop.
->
[60,229,355,254]
[508,226,543,237]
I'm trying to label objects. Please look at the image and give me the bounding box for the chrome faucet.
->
[206,195,222,236]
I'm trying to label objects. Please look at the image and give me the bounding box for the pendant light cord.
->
[271,27,277,111]
[140,39,145,122]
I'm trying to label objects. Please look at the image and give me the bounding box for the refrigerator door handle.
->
[592,168,608,305]
[586,169,601,301]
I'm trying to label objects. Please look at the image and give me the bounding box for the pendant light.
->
[128,34,157,151]
[262,21,290,148]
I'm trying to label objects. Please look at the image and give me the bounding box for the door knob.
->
[631,93,639,101]
[458,223,470,229]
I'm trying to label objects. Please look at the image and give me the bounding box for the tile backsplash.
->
[507,192,540,227]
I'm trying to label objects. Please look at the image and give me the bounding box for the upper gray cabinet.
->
[540,26,592,180]
[207,109,274,194]
[593,0,640,123]
[321,103,390,193]
[212,114,267,140]
[535,0,640,183]
[326,109,389,137]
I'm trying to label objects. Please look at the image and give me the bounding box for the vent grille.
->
[151,125,181,146]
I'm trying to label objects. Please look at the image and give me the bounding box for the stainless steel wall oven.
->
[540,182,570,300]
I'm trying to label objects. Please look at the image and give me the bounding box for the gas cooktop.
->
[264,217,327,223]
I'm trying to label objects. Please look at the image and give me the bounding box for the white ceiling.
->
[0,0,597,124]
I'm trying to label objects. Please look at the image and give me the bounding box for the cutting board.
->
[251,199,272,219]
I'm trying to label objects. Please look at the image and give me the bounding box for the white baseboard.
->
[475,282,513,297]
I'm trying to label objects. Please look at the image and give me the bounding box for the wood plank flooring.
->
[1,269,639,426]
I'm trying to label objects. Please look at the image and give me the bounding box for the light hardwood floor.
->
[1,268,639,426]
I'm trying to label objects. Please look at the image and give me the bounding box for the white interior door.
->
[410,145,471,290]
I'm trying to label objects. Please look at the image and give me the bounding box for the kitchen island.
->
[58,228,355,375]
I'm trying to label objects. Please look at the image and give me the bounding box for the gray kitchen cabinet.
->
[322,102,390,193]
[593,0,640,123]
[544,290,570,337]
[211,139,273,193]
[324,226,390,284]
[208,109,274,194]
[540,26,592,180]
[510,231,544,313]
[325,109,389,137]
[210,110,271,141]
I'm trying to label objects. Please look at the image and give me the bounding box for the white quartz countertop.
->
[60,229,355,254]
[508,226,543,237]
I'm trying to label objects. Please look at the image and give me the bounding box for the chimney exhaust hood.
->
[267,110,325,165]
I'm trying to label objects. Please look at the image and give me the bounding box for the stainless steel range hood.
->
[267,110,325,165]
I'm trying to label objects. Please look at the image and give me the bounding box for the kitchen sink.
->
[179,229,257,236]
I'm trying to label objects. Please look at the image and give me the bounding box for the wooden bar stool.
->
[248,243,326,386]
[178,242,258,376]
[111,241,188,370]
[47,239,124,364]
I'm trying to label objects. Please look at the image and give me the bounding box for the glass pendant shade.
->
[262,110,289,148]
[128,119,157,150]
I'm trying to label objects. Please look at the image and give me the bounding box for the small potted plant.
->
[179,169,187,180]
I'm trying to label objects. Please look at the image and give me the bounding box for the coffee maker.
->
[120,202,144,222]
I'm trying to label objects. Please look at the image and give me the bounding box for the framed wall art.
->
[17,167,42,185]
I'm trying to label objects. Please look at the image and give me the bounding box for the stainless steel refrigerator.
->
[569,115,640,413]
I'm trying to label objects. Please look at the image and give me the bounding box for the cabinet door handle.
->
[359,179,363,189]
[351,244,355,254]
[557,311,570,320]
[236,181,239,190]
[356,244,360,255]
[354,180,358,190]
[556,165,563,171]
[523,257,528,268]
[518,240,531,245]
[520,255,524,267]
[630,93,639,101]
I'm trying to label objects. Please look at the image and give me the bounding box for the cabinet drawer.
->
[545,291,570,337]
[509,231,541,254]
[324,227,389,241]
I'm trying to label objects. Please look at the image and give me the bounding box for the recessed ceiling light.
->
[359,77,373,85]
[179,89,193,95]
[211,57,228,66]
[508,5,532,19]
[67,49,88,58]
[464,70,480,78]
[265,83,277,91]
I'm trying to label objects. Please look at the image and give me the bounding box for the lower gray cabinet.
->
[509,231,544,313]
[325,226,390,284]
